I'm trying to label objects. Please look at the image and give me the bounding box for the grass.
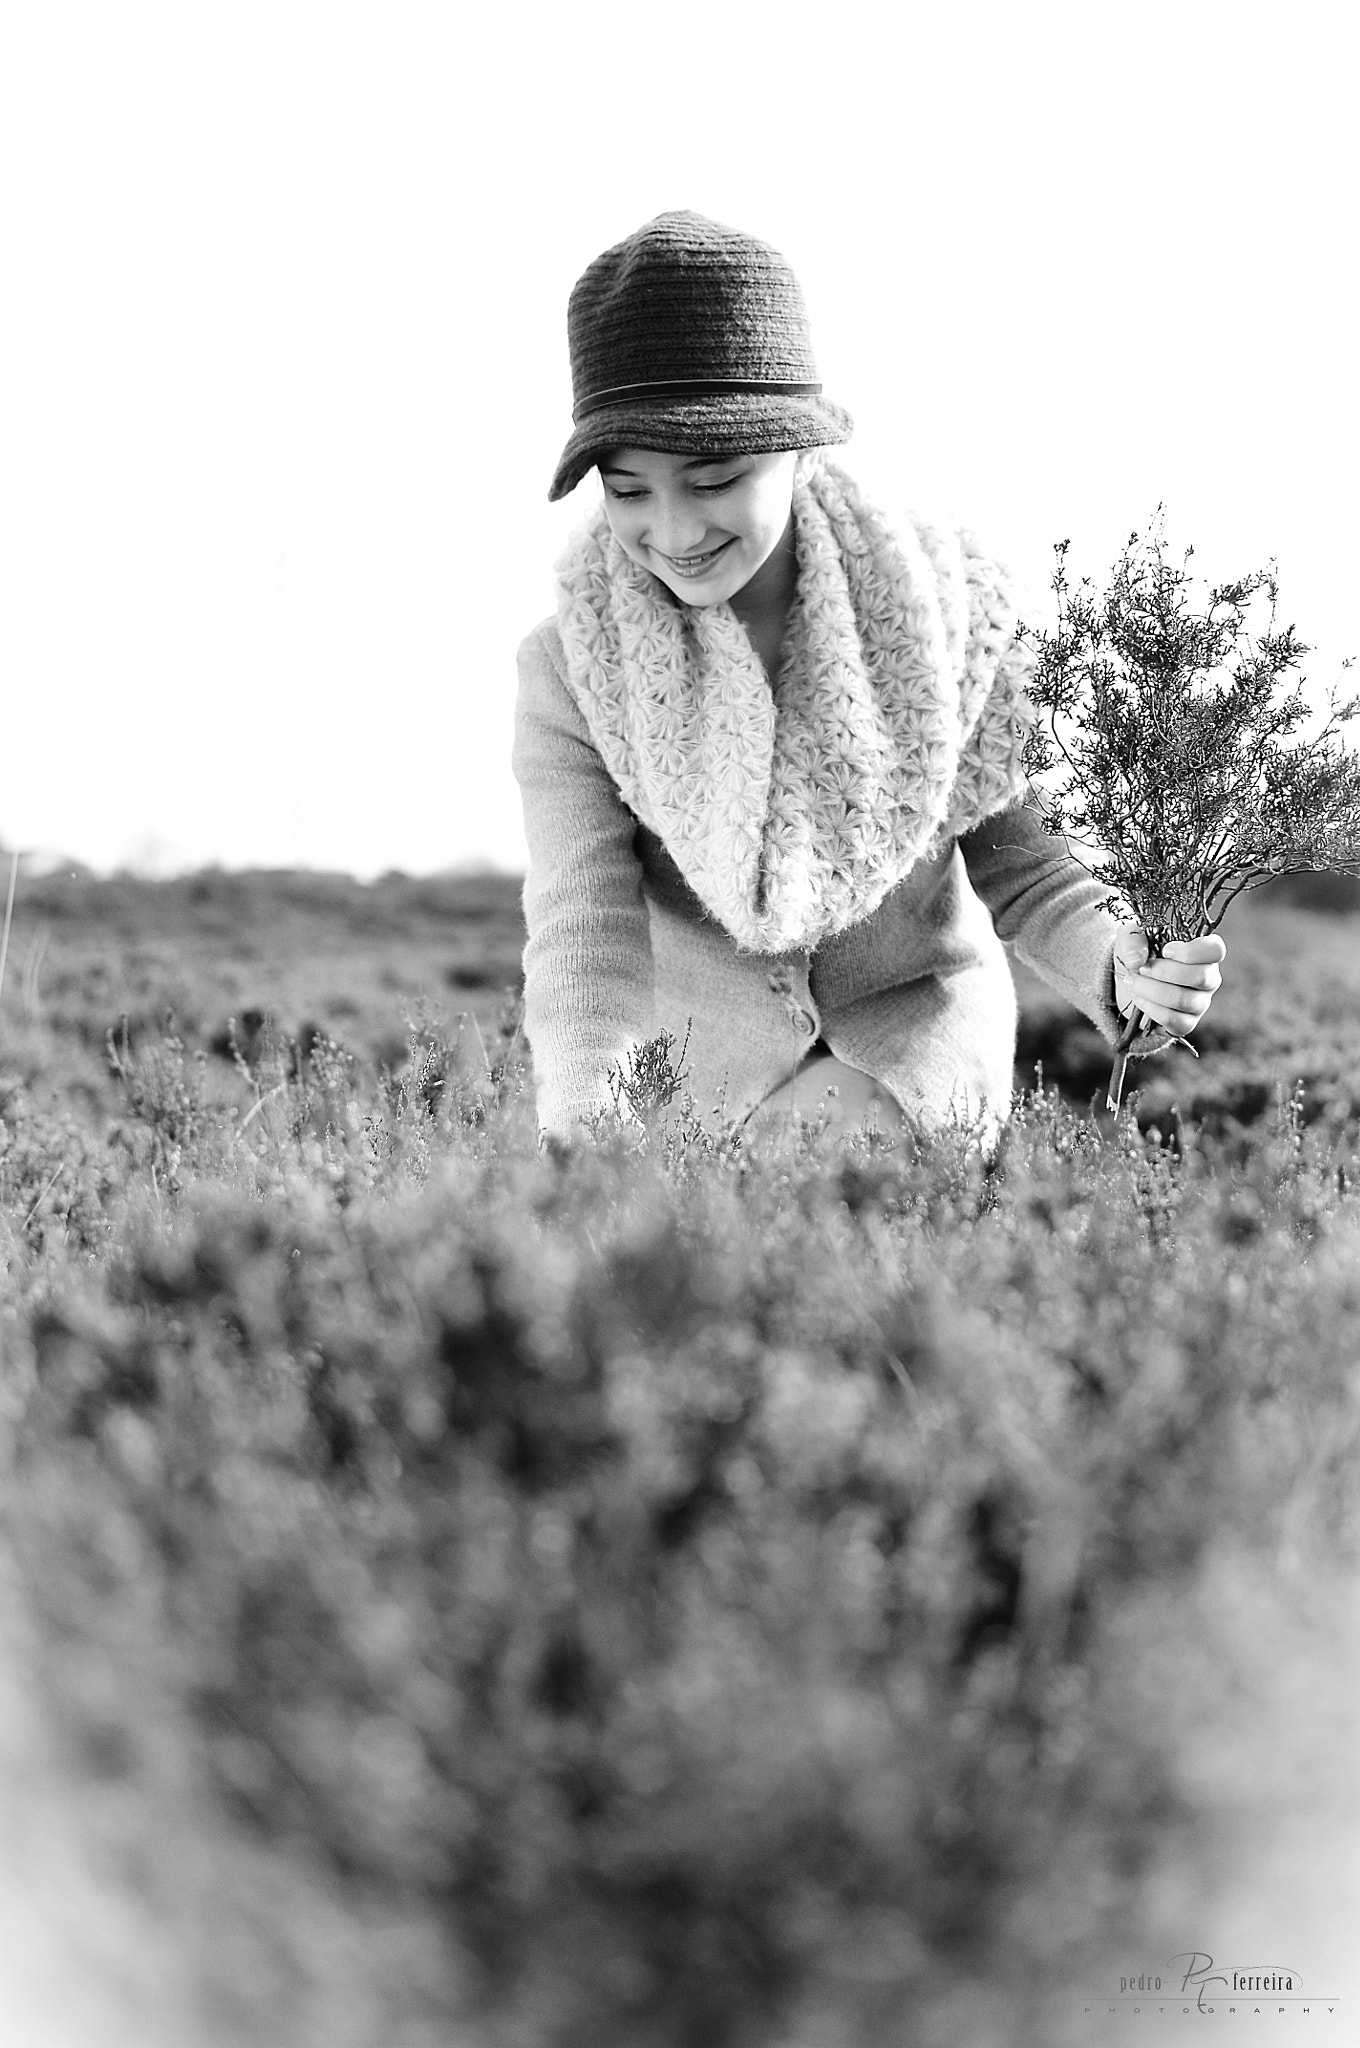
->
[0,866,1358,2047]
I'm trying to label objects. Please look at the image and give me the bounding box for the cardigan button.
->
[792,1008,817,1036]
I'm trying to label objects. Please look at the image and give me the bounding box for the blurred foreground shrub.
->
[4,1059,1359,2045]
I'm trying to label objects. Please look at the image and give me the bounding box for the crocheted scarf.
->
[553,454,1032,955]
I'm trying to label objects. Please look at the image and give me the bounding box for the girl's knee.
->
[817,1059,907,1133]
[748,1053,908,1138]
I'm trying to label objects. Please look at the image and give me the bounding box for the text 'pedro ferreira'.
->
[1084,1952,1342,2016]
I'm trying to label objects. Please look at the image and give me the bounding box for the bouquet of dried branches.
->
[1019,516,1360,1110]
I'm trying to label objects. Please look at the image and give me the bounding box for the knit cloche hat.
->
[549,210,853,502]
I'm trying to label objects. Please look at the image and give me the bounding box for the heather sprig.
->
[1019,516,1360,1106]
[604,1023,693,1125]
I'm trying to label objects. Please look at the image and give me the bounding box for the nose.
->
[646,493,709,558]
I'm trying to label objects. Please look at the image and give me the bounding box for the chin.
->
[669,576,740,607]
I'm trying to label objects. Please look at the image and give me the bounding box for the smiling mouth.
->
[659,540,734,575]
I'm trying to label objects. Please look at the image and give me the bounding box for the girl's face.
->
[598,447,798,606]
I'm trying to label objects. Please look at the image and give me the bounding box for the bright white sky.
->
[1,0,1354,877]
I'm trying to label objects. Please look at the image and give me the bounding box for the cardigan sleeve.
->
[958,801,1126,1043]
[511,620,655,1135]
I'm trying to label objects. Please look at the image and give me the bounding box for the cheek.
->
[755,480,794,540]
[761,504,785,545]
[602,505,642,556]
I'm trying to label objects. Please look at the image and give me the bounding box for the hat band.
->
[573,377,822,423]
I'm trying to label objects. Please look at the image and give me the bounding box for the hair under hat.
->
[549,210,853,502]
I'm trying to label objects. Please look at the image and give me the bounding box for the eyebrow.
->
[599,455,743,477]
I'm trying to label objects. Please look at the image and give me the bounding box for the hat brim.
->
[548,391,854,502]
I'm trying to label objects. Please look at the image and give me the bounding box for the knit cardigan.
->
[513,617,1128,1139]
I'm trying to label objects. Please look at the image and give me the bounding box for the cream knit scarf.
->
[553,454,1032,955]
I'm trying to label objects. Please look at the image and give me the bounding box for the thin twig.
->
[22,925,50,1027]
[240,1081,289,1132]
[884,1351,920,1408]
[0,849,19,1023]
[23,1161,64,1230]
[1106,1010,1144,1114]
[459,1011,492,1080]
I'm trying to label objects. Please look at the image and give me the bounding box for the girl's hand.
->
[1113,931,1226,1045]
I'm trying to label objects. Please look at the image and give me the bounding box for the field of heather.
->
[0,864,1357,2047]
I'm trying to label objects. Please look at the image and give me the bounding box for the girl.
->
[513,211,1224,1142]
